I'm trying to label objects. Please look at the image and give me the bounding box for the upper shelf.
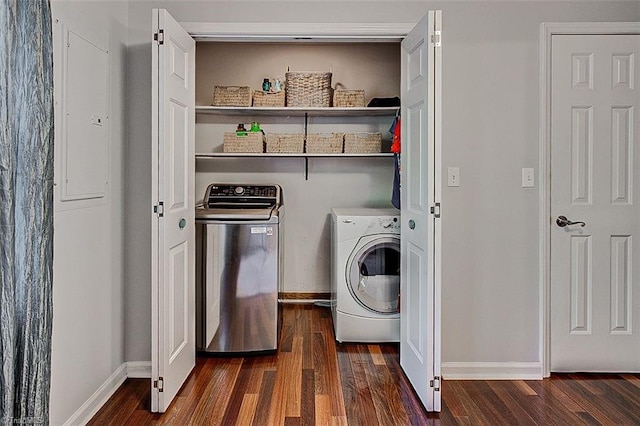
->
[195,106,399,117]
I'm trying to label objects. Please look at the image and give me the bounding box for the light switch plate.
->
[448,167,460,187]
[522,168,534,188]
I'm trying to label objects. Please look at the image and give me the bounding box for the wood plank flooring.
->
[88,304,640,425]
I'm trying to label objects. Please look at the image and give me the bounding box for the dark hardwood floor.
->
[89,304,640,425]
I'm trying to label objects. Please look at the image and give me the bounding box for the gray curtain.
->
[0,0,54,424]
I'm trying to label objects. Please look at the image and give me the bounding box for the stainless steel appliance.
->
[195,183,283,353]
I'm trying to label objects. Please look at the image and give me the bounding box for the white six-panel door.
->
[551,34,640,372]
[400,10,442,411]
[151,9,196,412]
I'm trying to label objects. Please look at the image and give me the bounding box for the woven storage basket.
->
[266,133,304,153]
[253,90,286,107]
[212,86,252,107]
[285,72,332,107]
[333,90,365,108]
[344,132,382,153]
[223,132,264,153]
[306,133,344,153]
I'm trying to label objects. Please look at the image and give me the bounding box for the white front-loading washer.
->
[331,208,401,343]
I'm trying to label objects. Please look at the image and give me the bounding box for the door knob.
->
[408,219,415,230]
[556,215,585,228]
[179,218,187,229]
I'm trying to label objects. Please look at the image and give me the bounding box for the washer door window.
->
[347,236,400,314]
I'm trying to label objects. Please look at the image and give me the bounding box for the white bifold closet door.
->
[400,9,442,412]
[151,8,196,413]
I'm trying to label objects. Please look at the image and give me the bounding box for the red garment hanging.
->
[390,116,401,153]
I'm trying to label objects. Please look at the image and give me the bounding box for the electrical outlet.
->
[448,167,460,187]
[522,168,534,188]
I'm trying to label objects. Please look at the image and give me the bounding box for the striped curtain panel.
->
[0,0,54,424]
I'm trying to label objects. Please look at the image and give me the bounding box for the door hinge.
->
[430,202,441,218]
[154,201,164,218]
[153,377,164,392]
[431,30,441,47]
[429,376,441,392]
[154,29,164,45]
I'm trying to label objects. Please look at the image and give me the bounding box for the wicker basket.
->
[344,133,382,153]
[223,132,264,153]
[253,91,286,107]
[266,133,305,153]
[306,133,344,153]
[212,86,252,107]
[285,72,332,107]
[333,90,365,108]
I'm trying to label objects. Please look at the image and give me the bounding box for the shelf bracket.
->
[305,156,309,180]
[304,112,309,180]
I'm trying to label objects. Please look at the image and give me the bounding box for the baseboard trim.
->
[64,364,127,426]
[127,361,152,378]
[441,362,543,380]
[279,292,330,302]
[64,361,151,425]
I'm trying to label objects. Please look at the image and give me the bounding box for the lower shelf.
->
[195,152,393,158]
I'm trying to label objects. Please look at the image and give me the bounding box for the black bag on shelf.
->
[367,97,401,107]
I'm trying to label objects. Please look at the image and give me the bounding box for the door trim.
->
[539,22,640,377]
[180,22,414,41]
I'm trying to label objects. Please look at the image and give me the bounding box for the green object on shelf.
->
[250,121,261,132]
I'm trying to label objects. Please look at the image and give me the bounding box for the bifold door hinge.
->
[153,377,164,392]
[154,201,164,218]
[154,29,164,45]
[430,202,441,218]
[431,30,441,47]
[429,376,441,392]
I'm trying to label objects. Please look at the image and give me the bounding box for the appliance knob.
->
[235,186,244,195]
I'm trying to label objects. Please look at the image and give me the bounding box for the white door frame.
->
[175,18,441,404]
[539,21,640,377]
[180,22,413,41]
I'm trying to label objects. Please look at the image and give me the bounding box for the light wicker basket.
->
[333,90,365,108]
[266,133,305,153]
[344,132,382,153]
[285,72,332,107]
[306,133,344,153]
[223,132,264,153]
[253,90,286,107]
[212,86,252,107]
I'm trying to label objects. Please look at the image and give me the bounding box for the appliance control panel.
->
[208,184,277,198]
[204,184,281,208]
[375,217,400,231]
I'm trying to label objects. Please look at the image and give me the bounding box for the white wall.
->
[195,41,400,294]
[437,0,639,365]
[123,0,640,372]
[50,1,128,424]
